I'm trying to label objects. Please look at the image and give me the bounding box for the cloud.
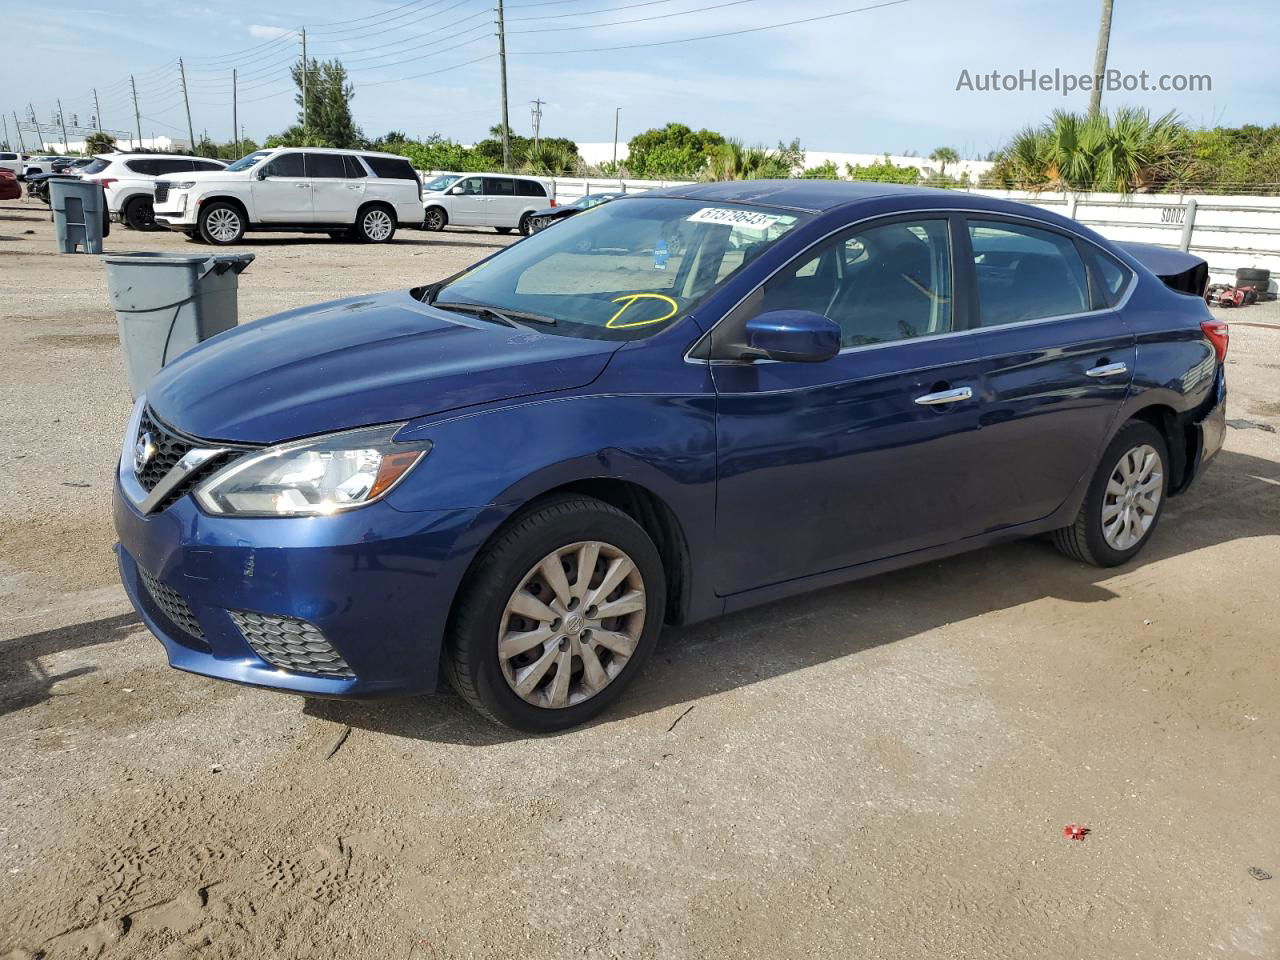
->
[248,24,292,39]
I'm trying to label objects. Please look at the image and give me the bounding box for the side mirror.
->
[742,310,841,363]
[255,169,268,180]
[448,185,463,195]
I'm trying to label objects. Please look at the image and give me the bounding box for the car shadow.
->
[304,445,1280,746]
[0,612,140,718]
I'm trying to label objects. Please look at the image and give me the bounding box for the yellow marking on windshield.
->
[606,293,679,329]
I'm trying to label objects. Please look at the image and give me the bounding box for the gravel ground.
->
[2,196,1279,960]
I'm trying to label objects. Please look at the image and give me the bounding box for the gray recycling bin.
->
[102,252,255,396]
[50,177,108,254]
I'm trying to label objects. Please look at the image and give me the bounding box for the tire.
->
[123,196,157,232]
[355,204,396,243]
[1236,267,1270,297]
[1052,421,1169,567]
[445,495,666,732]
[518,213,533,237]
[495,226,513,235]
[198,202,245,246]
[423,206,447,232]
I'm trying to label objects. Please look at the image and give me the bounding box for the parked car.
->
[79,154,228,231]
[422,172,554,235]
[50,156,92,174]
[0,168,20,201]
[528,191,623,233]
[0,151,28,177]
[21,156,63,178]
[151,147,422,245]
[113,181,1227,732]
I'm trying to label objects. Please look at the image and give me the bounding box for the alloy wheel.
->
[206,208,240,243]
[363,208,393,241]
[498,540,646,709]
[424,208,444,231]
[1101,443,1163,551]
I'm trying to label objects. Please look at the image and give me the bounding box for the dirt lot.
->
[2,196,1279,960]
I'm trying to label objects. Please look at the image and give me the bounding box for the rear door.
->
[308,152,362,223]
[947,216,1135,534]
[483,176,519,227]
[252,151,312,223]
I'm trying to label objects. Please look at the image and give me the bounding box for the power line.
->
[508,0,683,19]
[361,51,497,87]
[509,0,911,52]
[507,0,763,33]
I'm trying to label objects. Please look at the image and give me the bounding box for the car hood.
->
[146,289,622,444]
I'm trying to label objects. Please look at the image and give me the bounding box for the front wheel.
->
[423,206,447,232]
[445,495,666,732]
[356,205,396,243]
[198,202,245,245]
[1052,421,1169,567]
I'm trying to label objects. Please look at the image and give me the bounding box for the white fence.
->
[547,177,1280,290]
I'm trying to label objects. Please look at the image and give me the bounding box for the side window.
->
[457,177,484,195]
[126,159,157,176]
[159,159,193,174]
[308,153,346,179]
[1089,248,1133,307]
[343,155,367,179]
[484,177,516,196]
[968,220,1090,326]
[362,156,417,180]
[194,160,224,172]
[0,153,16,161]
[515,179,546,197]
[264,153,304,178]
[760,218,952,348]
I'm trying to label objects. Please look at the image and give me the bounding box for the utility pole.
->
[93,88,103,134]
[530,98,544,151]
[301,28,308,141]
[56,98,70,153]
[129,75,142,148]
[612,106,621,167]
[178,58,195,152]
[496,0,510,171]
[13,111,26,152]
[28,104,43,151]
[1089,0,1114,117]
[232,69,239,158]
[1,114,8,152]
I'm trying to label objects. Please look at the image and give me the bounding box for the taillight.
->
[1201,319,1229,362]
[549,197,556,208]
[93,177,117,189]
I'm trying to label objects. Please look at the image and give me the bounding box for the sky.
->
[5,0,1278,159]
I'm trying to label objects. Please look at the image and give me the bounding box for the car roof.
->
[638,179,973,213]
[102,153,222,161]
[265,147,412,158]
[454,171,550,181]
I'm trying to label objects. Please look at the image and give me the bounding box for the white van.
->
[422,173,555,235]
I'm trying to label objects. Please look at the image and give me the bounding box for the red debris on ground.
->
[1063,824,1090,841]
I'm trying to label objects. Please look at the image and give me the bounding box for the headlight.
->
[168,181,197,190]
[195,424,430,517]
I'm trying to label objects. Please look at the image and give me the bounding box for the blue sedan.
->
[113,181,1228,731]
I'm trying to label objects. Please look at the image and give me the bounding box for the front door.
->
[252,151,312,223]
[449,176,488,227]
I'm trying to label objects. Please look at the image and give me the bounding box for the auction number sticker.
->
[687,207,781,230]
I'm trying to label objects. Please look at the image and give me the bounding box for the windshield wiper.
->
[434,299,557,327]
[429,300,519,328]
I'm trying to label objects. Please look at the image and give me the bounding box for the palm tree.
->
[929,146,959,177]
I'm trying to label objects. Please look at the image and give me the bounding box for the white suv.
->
[80,154,229,230]
[152,147,423,245]
[422,173,555,235]
[0,152,28,177]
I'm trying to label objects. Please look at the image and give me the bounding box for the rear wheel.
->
[124,196,158,231]
[1052,421,1168,567]
[518,212,533,236]
[356,204,396,243]
[198,202,245,245]
[445,495,666,732]
[495,226,513,235]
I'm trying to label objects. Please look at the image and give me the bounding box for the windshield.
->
[431,197,809,340]
[225,150,272,172]
[423,174,459,192]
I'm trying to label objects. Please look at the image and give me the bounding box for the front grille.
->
[154,180,170,203]
[134,407,243,511]
[139,567,204,639]
[229,611,355,679]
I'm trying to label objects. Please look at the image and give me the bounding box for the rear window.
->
[82,158,111,175]
[308,153,347,178]
[484,177,515,196]
[1089,249,1134,306]
[362,155,417,181]
[0,153,15,161]
[516,179,547,198]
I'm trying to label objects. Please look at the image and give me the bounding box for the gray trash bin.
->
[50,177,107,254]
[102,252,255,396]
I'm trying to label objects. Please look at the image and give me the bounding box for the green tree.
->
[290,58,359,148]
[929,146,959,177]
[626,123,725,178]
[703,138,803,181]
[846,155,921,184]
[801,159,841,179]
[85,131,117,154]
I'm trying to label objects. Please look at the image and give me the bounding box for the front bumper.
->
[114,476,486,697]
[154,196,195,227]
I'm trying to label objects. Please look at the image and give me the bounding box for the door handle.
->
[914,386,973,406]
[1086,362,1128,378]
[296,183,309,189]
